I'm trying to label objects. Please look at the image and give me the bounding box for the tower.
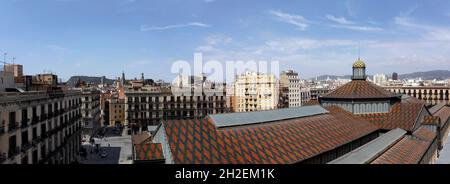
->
[352,58,366,80]
[121,71,126,85]
[392,72,399,80]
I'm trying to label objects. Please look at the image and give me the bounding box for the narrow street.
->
[79,127,133,164]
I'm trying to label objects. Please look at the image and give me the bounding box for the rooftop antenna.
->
[358,41,361,60]
[12,57,16,64]
[3,52,7,64]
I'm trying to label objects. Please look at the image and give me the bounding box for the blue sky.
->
[1,0,450,81]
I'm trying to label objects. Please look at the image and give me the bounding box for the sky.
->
[1,0,450,82]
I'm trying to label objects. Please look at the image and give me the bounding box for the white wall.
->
[0,71,15,92]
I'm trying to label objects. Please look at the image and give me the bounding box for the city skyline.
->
[1,0,450,81]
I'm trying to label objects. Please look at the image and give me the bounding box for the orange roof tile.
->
[303,99,320,106]
[413,127,437,142]
[162,106,379,164]
[371,137,430,164]
[433,106,450,127]
[422,115,441,126]
[359,103,424,132]
[322,80,399,99]
[134,143,164,161]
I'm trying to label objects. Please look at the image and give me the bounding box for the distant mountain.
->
[311,75,351,80]
[311,75,373,80]
[399,70,450,80]
[311,70,450,80]
[66,76,115,87]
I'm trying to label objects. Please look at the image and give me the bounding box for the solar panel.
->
[209,105,329,128]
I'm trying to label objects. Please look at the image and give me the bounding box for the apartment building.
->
[125,83,227,131]
[300,88,312,106]
[233,71,278,112]
[81,89,101,135]
[109,97,125,127]
[280,70,301,108]
[0,90,83,164]
[3,64,23,78]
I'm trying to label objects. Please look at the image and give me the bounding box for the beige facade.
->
[280,70,301,108]
[109,98,125,126]
[0,90,83,164]
[125,85,226,131]
[3,64,23,78]
[81,89,101,135]
[233,72,278,112]
[385,87,450,105]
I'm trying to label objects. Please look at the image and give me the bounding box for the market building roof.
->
[158,105,379,164]
[358,103,426,132]
[133,143,165,163]
[321,80,400,100]
[329,128,406,164]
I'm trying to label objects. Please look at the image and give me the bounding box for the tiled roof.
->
[134,143,164,161]
[422,115,441,126]
[429,103,446,114]
[303,99,320,106]
[321,80,398,99]
[371,137,430,164]
[358,103,424,132]
[433,106,450,127]
[132,132,152,145]
[413,127,437,142]
[371,127,436,164]
[387,103,425,131]
[358,113,388,128]
[162,106,379,164]
[401,95,425,104]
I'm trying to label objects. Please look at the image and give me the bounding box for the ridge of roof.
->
[321,80,400,99]
[329,128,406,164]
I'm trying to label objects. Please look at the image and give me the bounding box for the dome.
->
[353,59,366,68]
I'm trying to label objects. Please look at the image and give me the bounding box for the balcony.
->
[21,142,32,152]
[32,138,39,146]
[8,146,20,158]
[20,119,30,129]
[8,122,18,132]
[32,116,40,125]
[40,114,47,121]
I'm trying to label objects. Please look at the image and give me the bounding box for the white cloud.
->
[204,0,215,2]
[325,14,382,31]
[140,22,211,31]
[326,15,354,25]
[329,24,383,31]
[196,34,232,53]
[46,44,71,52]
[400,4,419,17]
[269,10,310,31]
[394,16,450,41]
[345,0,358,17]
[204,34,232,45]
